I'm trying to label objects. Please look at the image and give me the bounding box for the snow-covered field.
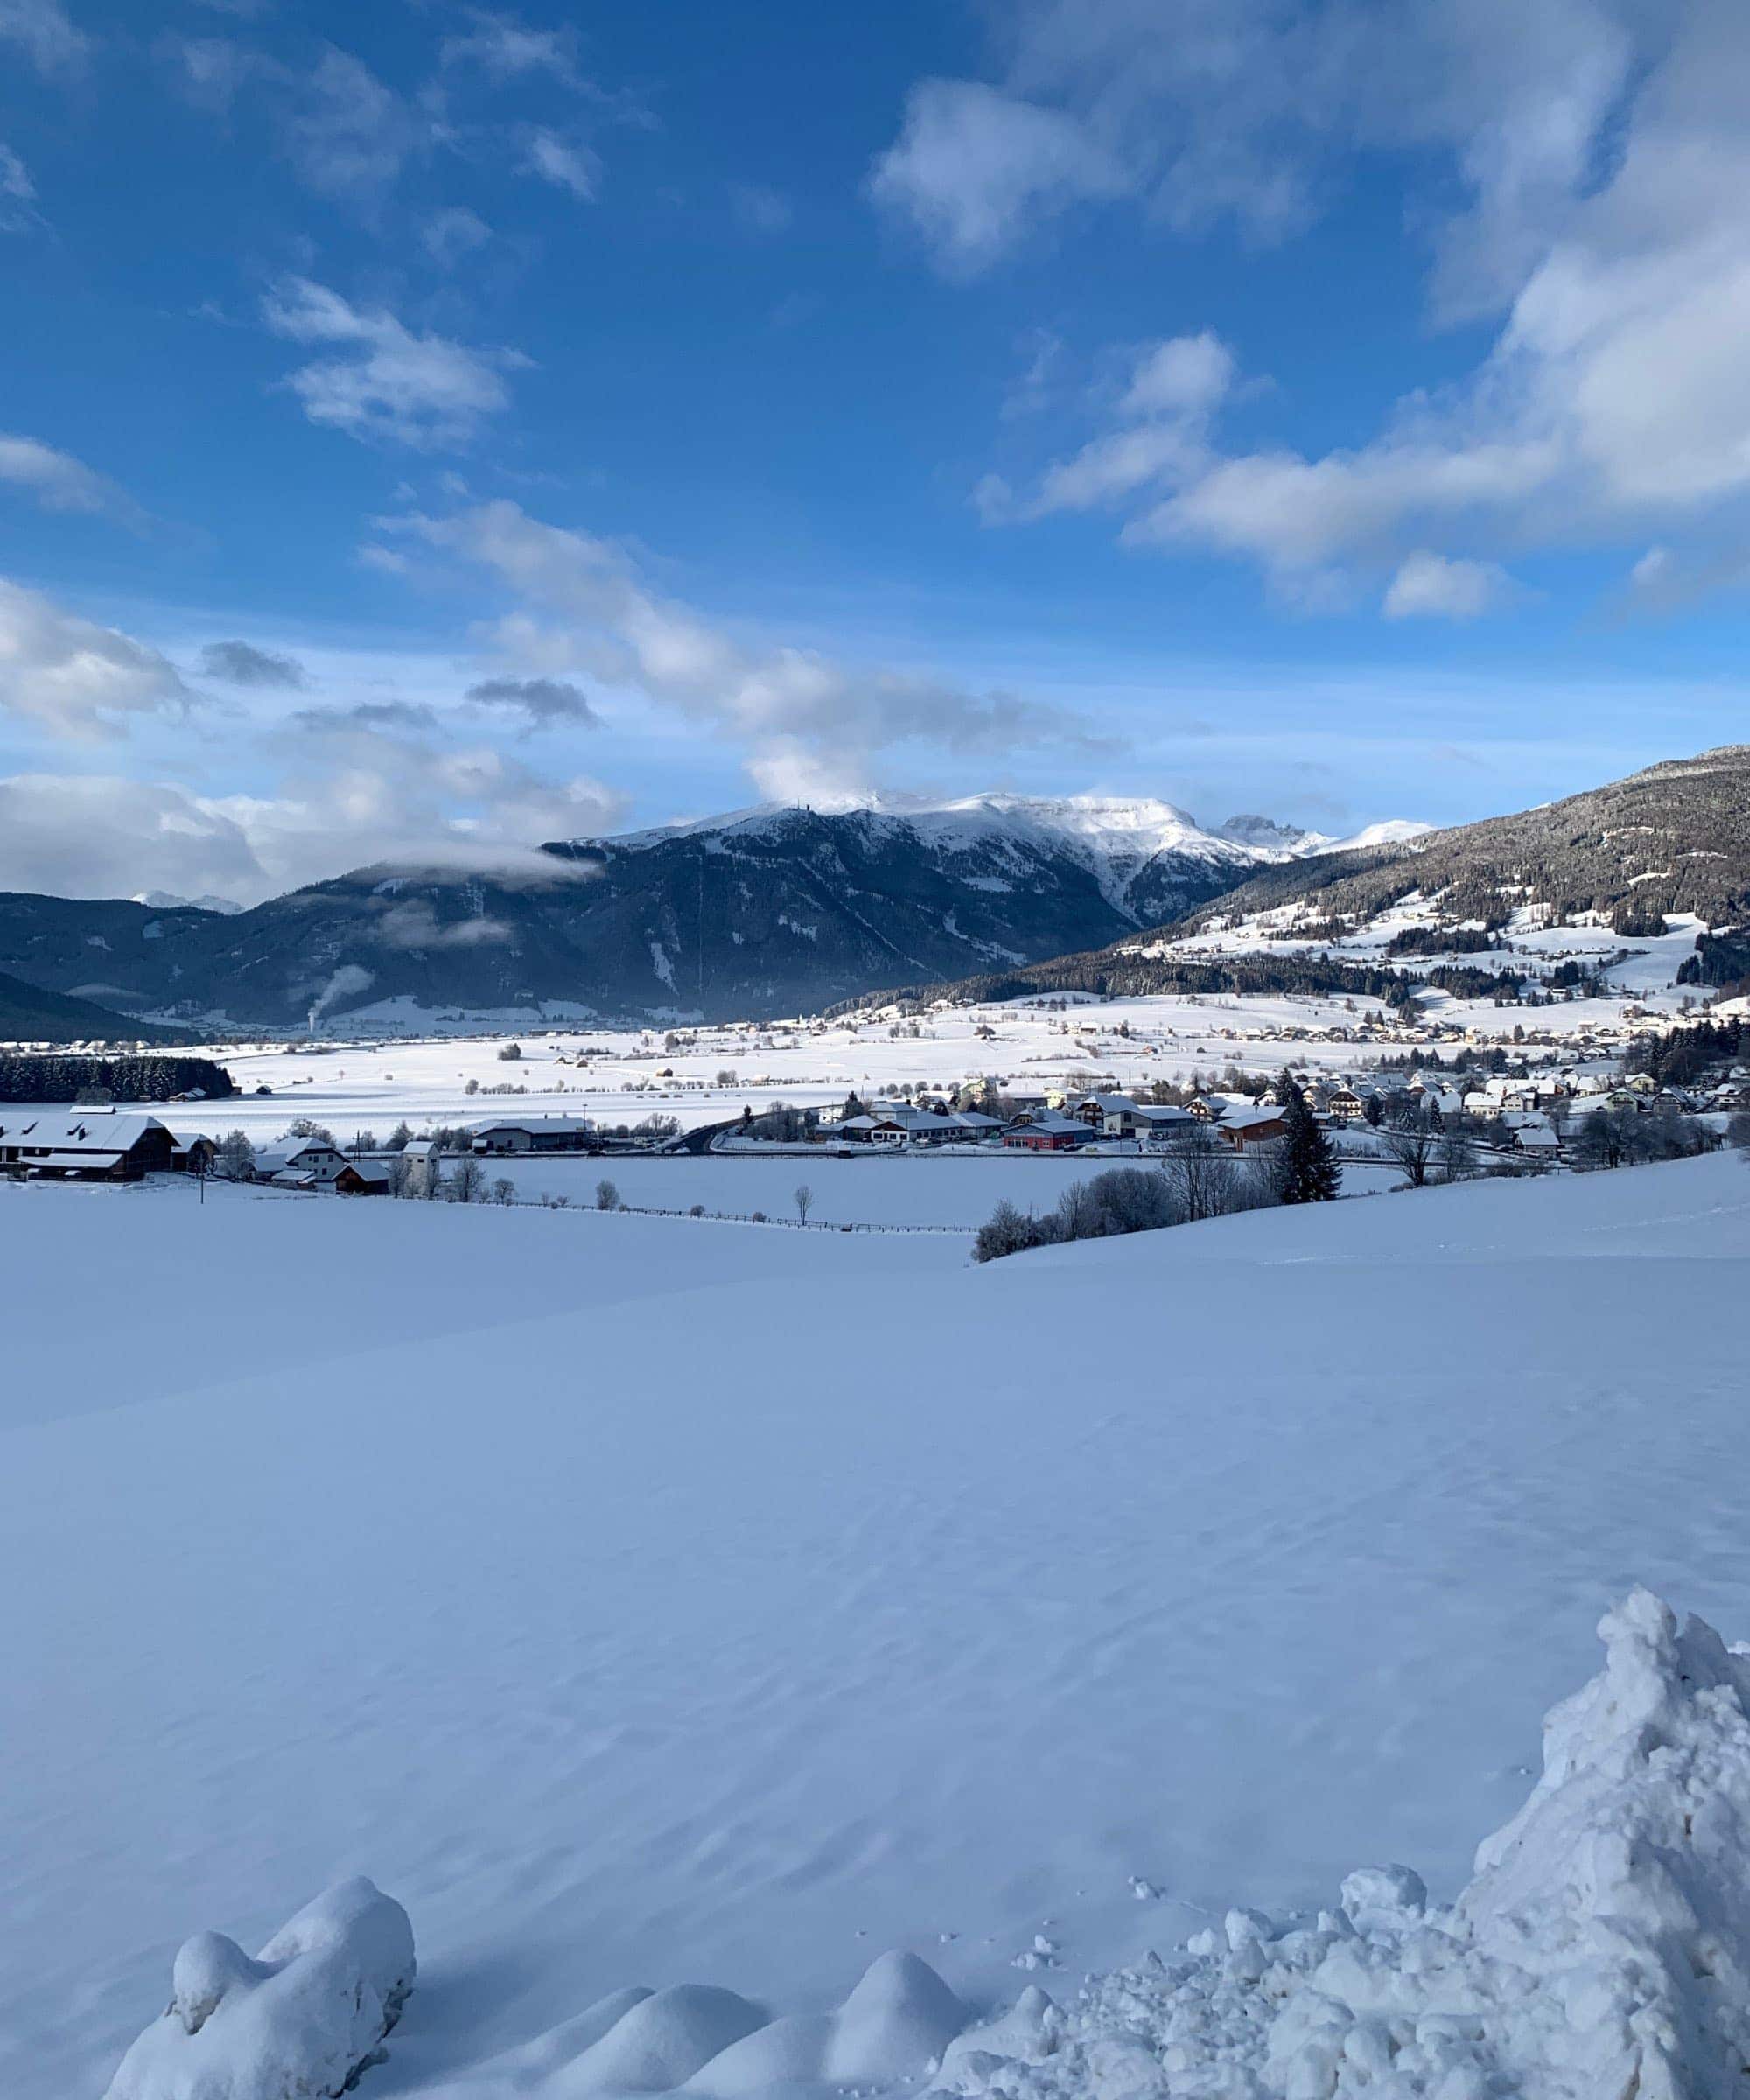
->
[6,1152,1750,2096]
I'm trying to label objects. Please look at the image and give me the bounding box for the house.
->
[335,1161,393,1196]
[1129,1104,1199,1142]
[470,1116,596,1154]
[401,1138,443,1194]
[253,1138,348,1186]
[1001,1112,1086,1152]
[1325,1085,1367,1123]
[1217,1107,1288,1152]
[169,1133,216,1176]
[0,1109,177,1180]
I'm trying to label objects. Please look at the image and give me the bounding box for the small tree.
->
[491,1176,515,1206]
[498,1041,522,1060]
[387,1121,413,1152]
[1379,1114,1440,1190]
[794,1183,814,1224]
[595,1177,620,1211]
[450,1155,486,1204]
[286,1116,335,1144]
[216,1129,256,1180]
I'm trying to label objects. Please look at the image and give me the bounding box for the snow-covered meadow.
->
[6,1152,1750,2095]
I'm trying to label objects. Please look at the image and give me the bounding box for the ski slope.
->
[4,1155,1749,2096]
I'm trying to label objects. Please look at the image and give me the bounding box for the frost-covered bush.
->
[596,1178,620,1211]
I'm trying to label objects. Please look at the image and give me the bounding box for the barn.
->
[0,1110,178,1180]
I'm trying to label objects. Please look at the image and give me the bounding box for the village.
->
[3,1040,1744,1196]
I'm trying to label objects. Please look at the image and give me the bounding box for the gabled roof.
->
[0,1110,168,1153]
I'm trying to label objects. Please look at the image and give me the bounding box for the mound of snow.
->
[423,1948,967,2097]
[928,1590,1750,2100]
[104,1878,414,2100]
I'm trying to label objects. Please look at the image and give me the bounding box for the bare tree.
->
[794,1183,814,1225]
[1378,1116,1441,1189]
[1158,1123,1234,1221]
[595,1177,620,1211]
[449,1155,486,1204]
[491,1177,516,1206]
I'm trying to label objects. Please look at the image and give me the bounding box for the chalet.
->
[0,1109,177,1180]
[1002,1113,1086,1152]
[253,1138,348,1186]
[1325,1085,1367,1123]
[335,1161,393,1196]
[470,1116,596,1154]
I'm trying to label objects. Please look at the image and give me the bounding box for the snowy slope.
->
[5,1156,1750,2096]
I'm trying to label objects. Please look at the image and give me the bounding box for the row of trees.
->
[0,1054,236,1102]
[974,1079,1340,1263]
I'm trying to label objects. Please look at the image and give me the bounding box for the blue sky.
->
[2,0,1747,900]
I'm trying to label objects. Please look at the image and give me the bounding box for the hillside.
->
[8,1152,1749,2096]
[1173,743,1750,944]
[833,747,1750,1014]
[0,796,1354,1028]
[0,967,197,1046]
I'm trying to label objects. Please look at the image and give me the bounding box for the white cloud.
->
[1382,551,1518,620]
[869,80,1124,273]
[284,45,425,197]
[730,184,794,236]
[0,774,266,901]
[0,579,192,740]
[522,127,598,201]
[0,141,38,232]
[440,9,583,87]
[996,333,1240,520]
[0,0,88,74]
[0,434,141,521]
[262,279,529,450]
[958,5,1750,606]
[423,206,493,267]
[383,499,1096,800]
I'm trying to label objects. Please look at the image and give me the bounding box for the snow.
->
[95,1586,1750,2100]
[105,1877,414,2100]
[936,1588,1750,2098]
[5,1155,1750,2098]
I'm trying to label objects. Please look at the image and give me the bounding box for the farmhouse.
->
[0,1110,177,1180]
[252,1138,348,1186]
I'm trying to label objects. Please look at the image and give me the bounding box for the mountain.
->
[1173,745,1750,943]
[825,746,1750,1014]
[0,793,1383,1027]
[0,967,198,1045]
[132,890,246,915]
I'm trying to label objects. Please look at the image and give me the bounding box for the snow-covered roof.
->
[0,1110,167,1152]
[470,1116,594,1137]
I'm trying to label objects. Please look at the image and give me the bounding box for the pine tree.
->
[1278,1080,1340,1204]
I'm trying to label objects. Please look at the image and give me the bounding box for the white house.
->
[253,1138,348,1186]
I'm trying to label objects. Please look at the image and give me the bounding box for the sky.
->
[2,0,1749,903]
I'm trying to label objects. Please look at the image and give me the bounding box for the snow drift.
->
[934,1589,1750,2100]
[102,1591,1750,2099]
[103,1877,414,2100]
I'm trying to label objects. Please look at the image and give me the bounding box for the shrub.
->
[595,1178,620,1211]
